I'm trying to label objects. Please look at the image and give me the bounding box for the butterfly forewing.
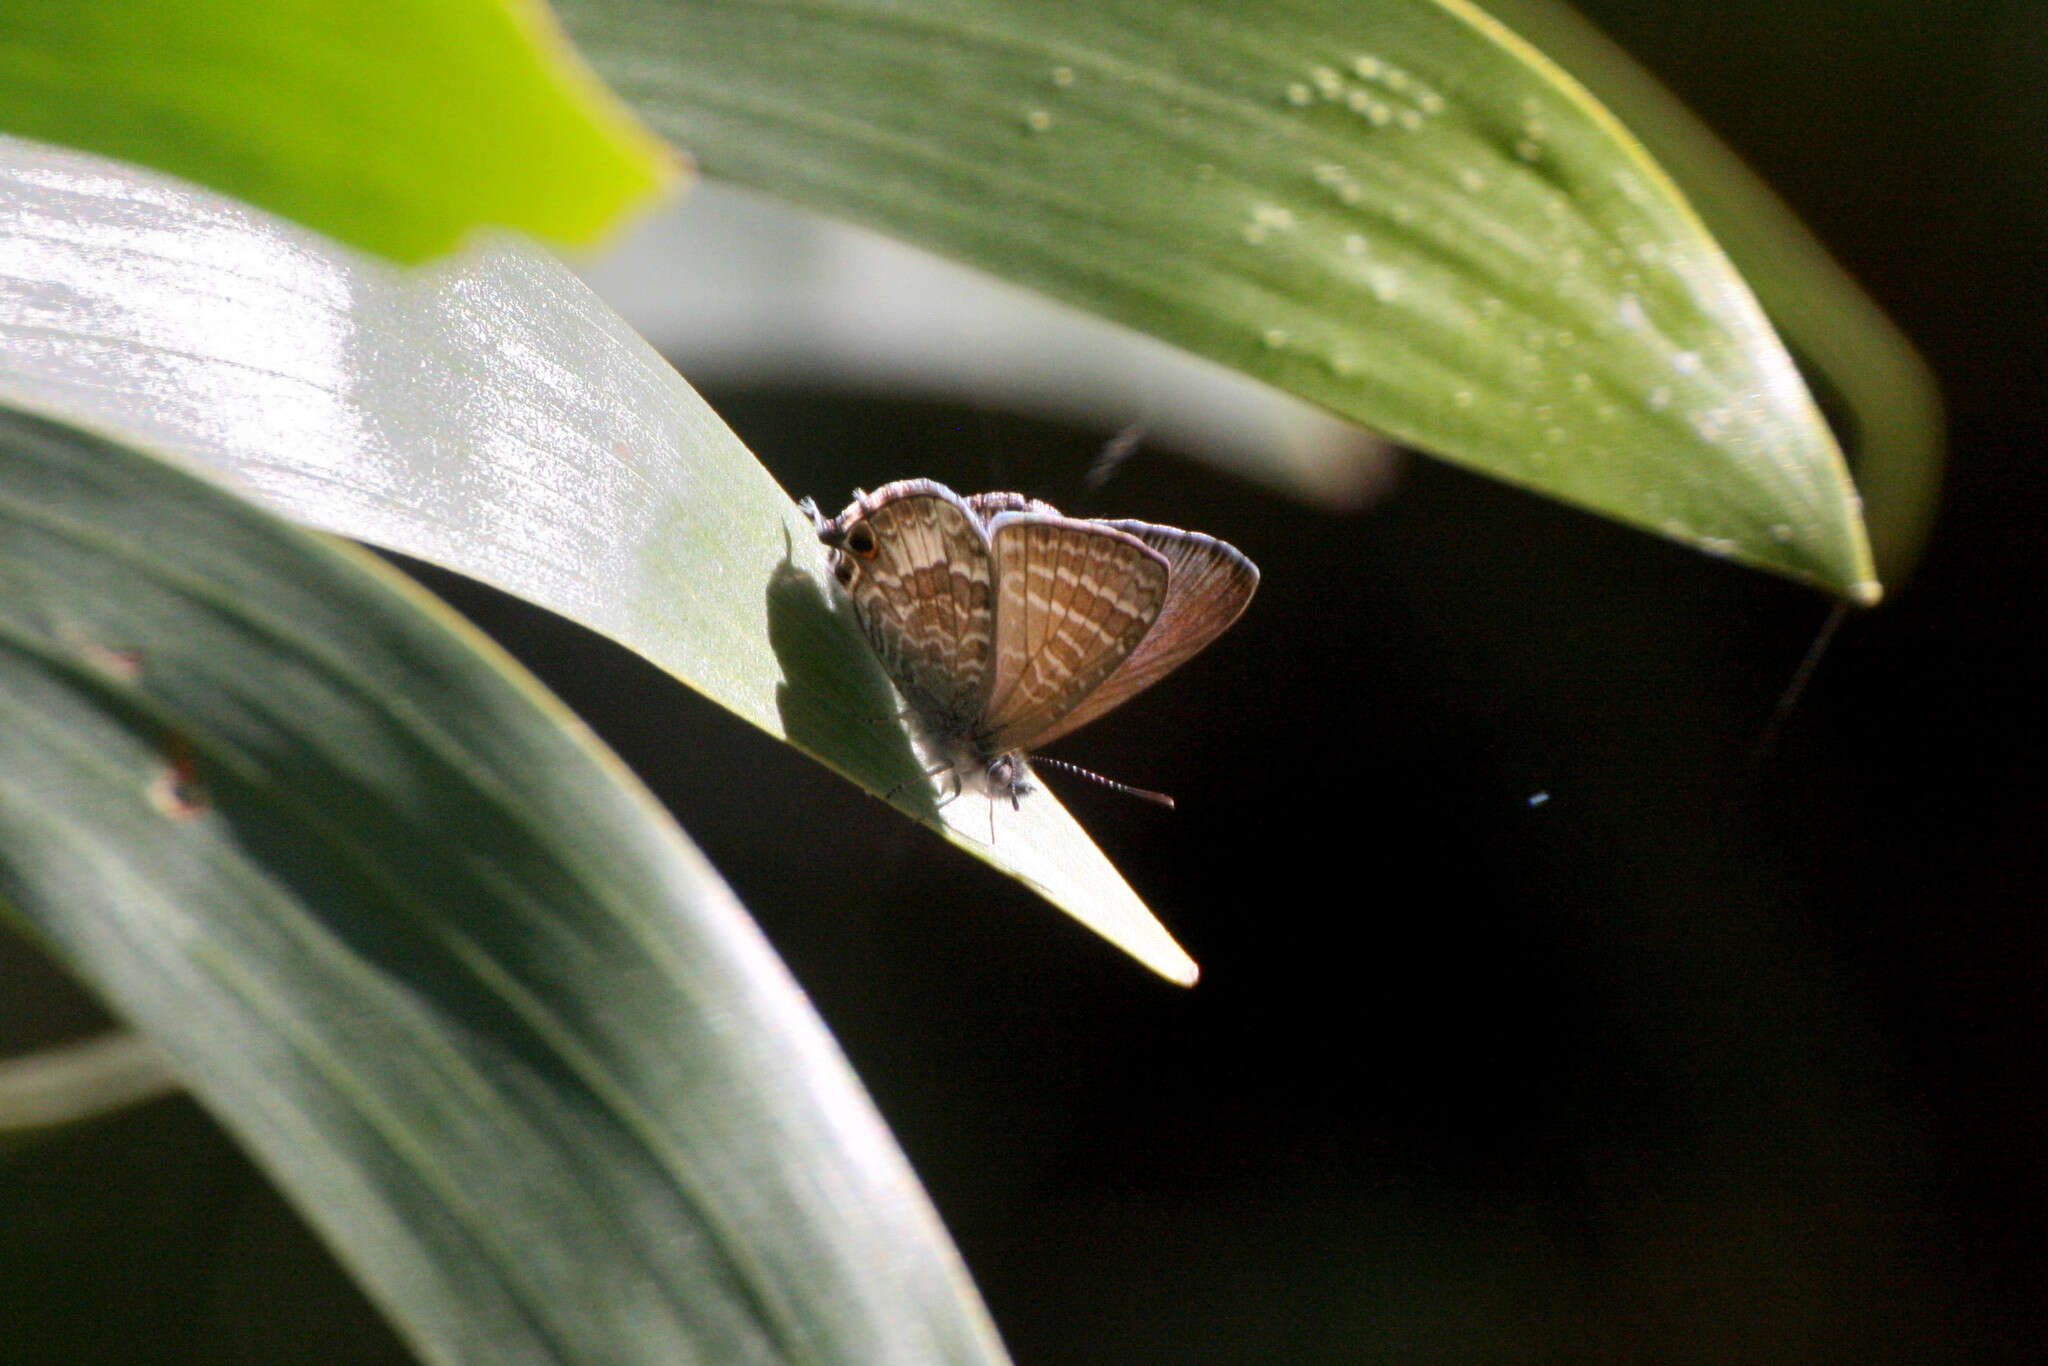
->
[838,482,997,734]
[1011,521,1259,750]
[979,515,1170,753]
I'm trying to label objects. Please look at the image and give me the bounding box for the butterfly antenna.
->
[1033,756,1177,810]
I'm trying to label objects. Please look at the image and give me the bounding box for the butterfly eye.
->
[833,558,855,585]
[844,522,879,558]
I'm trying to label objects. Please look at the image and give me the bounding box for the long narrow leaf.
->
[0,1031,178,1153]
[0,408,1008,1366]
[0,135,1196,984]
[564,0,1878,599]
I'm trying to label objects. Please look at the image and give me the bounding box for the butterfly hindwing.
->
[833,480,997,735]
[978,513,1171,754]
[1011,519,1260,750]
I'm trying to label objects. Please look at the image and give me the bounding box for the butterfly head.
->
[983,751,1031,810]
[808,488,882,587]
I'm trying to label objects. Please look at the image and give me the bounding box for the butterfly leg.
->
[885,760,957,804]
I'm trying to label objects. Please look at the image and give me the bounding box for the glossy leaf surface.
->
[0,408,1007,1365]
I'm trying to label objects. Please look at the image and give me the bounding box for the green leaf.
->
[0,1031,178,1154]
[0,407,1008,1365]
[0,136,1196,985]
[1477,0,1942,586]
[0,0,678,262]
[562,0,1879,600]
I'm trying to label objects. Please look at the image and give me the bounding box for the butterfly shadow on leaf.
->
[765,526,944,822]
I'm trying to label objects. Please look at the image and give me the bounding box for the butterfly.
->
[802,478,1258,808]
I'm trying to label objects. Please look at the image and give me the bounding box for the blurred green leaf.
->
[0,0,678,262]
[564,0,1878,599]
[0,136,1197,984]
[0,1031,178,1155]
[0,407,1009,1365]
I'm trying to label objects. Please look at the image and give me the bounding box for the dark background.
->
[4,1,2042,1360]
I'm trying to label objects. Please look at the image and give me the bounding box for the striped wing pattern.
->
[815,479,1259,780]
[978,514,1171,755]
[837,483,996,735]
[1013,520,1260,750]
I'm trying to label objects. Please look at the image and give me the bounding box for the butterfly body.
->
[804,478,1258,807]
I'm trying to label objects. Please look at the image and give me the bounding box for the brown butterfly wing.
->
[833,481,997,735]
[1009,519,1258,751]
[977,513,1171,754]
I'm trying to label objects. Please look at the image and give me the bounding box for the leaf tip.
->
[1146,944,1200,988]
